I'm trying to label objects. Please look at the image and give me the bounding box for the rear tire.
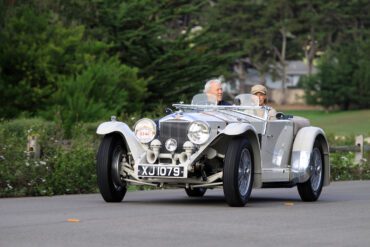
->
[185,187,207,197]
[297,141,324,201]
[96,134,127,202]
[223,138,254,207]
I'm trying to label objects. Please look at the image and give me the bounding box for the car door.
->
[260,120,294,182]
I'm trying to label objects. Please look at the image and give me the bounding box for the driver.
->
[251,84,277,120]
[204,79,231,105]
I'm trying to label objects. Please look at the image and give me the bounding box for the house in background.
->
[224,60,317,104]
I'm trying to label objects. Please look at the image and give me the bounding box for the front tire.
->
[223,138,254,207]
[297,141,324,201]
[96,134,127,202]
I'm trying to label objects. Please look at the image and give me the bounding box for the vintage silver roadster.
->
[96,94,330,207]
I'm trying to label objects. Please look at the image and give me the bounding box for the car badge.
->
[174,113,183,119]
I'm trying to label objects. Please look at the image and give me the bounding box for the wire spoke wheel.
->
[297,141,324,202]
[238,149,252,197]
[223,138,254,207]
[310,148,323,192]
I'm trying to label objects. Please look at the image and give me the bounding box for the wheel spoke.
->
[238,149,251,196]
[310,148,322,192]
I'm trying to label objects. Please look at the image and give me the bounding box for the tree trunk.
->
[304,32,317,76]
[234,60,247,94]
[280,28,287,105]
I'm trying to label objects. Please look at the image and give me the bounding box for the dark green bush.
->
[0,119,98,197]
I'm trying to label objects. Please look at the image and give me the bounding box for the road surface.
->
[1,181,370,247]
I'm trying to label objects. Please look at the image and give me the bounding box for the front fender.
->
[219,122,256,136]
[291,127,330,185]
[97,121,145,162]
[217,123,262,188]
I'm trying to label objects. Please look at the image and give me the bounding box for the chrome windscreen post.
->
[262,106,271,135]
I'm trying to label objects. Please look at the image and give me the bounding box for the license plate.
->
[137,165,185,178]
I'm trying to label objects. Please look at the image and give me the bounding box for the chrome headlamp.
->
[134,118,157,143]
[187,121,210,145]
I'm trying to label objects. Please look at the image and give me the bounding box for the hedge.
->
[0,118,98,197]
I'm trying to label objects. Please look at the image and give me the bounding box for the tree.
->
[263,0,301,101]
[108,0,232,107]
[49,57,146,136]
[0,4,108,117]
[0,2,147,122]
[206,0,302,96]
[295,0,370,75]
[303,40,370,110]
[206,0,272,91]
[299,0,370,110]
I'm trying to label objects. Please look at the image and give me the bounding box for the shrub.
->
[0,119,98,197]
[329,134,370,181]
[47,57,147,137]
[330,152,370,181]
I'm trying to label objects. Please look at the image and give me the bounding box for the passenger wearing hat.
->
[251,84,277,120]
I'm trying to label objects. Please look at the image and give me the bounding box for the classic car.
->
[96,93,330,207]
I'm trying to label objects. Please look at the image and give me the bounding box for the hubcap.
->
[111,146,124,189]
[238,148,252,196]
[310,148,323,192]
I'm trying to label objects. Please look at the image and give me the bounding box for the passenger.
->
[204,79,231,105]
[251,84,277,120]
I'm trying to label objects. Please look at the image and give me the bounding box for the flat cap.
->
[251,84,267,95]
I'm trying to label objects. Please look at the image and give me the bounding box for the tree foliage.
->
[0,4,108,117]
[49,57,146,136]
[0,2,147,128]
[303,40,370,110]
[0,0,369,128]
[103,0,232,107]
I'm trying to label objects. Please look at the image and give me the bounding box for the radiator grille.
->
[159,121,190,152]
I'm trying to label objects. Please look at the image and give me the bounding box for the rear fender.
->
[291,127,330,185]
[97,121,145,162]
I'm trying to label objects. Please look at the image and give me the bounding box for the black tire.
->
[96,134,127,202]
[223,138,254,207]
[297,141,324,202]
[185,187,207,197]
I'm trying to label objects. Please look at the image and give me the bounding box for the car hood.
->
[159,111,242,124]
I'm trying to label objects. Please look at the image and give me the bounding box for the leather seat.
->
[292,116,310,136]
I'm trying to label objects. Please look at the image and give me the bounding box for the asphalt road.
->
[1,181,370,247]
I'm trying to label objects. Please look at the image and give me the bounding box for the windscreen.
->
[234,94,259,106]
[191,93,217,105]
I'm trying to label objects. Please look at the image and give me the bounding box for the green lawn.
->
[282,109,370,135]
